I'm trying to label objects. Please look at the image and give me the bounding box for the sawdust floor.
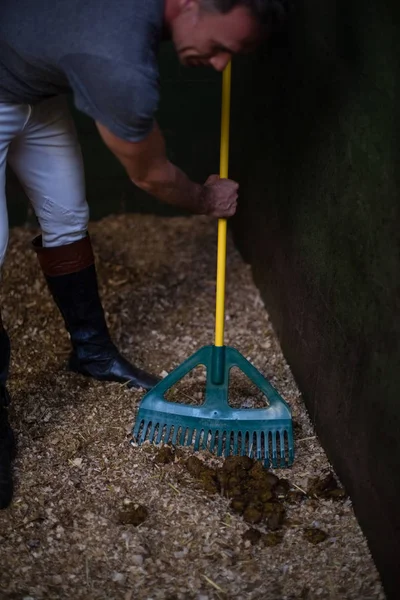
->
[0,214,384,600]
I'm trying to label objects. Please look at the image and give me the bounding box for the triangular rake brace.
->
[132,345,294,468]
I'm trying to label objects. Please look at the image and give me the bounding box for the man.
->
[0,0,286,509]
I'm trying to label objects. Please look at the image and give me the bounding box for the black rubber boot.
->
[32,234,160,391]
[0,324,16,510]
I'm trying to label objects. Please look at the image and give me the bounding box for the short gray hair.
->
[200,0,290,26]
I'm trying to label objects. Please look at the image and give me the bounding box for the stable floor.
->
[0,214,384,599]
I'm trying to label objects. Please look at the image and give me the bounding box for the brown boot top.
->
[32,235,95,276]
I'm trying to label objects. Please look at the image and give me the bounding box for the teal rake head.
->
[132,345,294,468]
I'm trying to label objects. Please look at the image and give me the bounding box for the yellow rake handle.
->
[214,61,231,347]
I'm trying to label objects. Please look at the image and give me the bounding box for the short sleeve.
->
[61,53,159,142]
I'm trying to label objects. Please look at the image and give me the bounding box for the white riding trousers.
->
[0,95,89,267]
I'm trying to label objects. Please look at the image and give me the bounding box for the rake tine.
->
[156,425,164,444]
[254,432,259,459]
[217,431,224,457]
[233,431,239,456]
[264,432,270,467]
[256,431,261,459]
[248,434,254,457]
[191,428,197,447]
[243,434,250,457]
[209,430,217,453]
[148,422,157,443]
[279,430,286,467]
[133,419,141,442]
[178,426,185,445]
[186,428,194,447]
[171,427,178,446]
[171,426,179,445]
[224,432,230,458]
[271,431,278,468]
[246,431,255,458]
[194,429,202,451]
[153,424,160,444]
[182,428,188,446]
[201,430,209,451]
[244,432,250,458]
[139,420,149,444]
[164,425,171,444]
[247,433,252,458]
[288,430,294,464]
[169,426,175,445]
[249,432,255,459]
[177,427,185,445]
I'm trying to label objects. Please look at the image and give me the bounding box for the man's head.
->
[165,0,287,71]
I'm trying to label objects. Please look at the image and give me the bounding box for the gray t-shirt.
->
[0,0,163,141]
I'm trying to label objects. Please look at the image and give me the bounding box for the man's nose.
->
[209,52,231,72]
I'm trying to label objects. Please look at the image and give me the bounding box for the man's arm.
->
[96,121,238,218]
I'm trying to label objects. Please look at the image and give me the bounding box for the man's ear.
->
[178,0,201,15]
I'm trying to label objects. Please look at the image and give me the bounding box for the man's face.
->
[171,1,264,71]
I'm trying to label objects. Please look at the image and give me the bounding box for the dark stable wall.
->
[229,2,400,598]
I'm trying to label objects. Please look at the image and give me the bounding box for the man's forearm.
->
[97,120,205,213]
[128,158,206,214]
